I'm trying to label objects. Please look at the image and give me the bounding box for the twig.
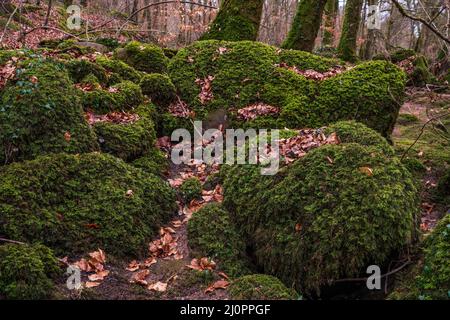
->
[0,2,19,44]
[391,0,450,45]
[0,237,69,266]
[332,259,413,283]
[116,1,217,37]
[400,111,450,161]
[19,26,81,41]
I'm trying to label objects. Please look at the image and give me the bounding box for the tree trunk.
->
[338,0,364,62]
[361,0,388,59]
[282,0,328,52]
[322,0,339,47]
[200,0,264,41]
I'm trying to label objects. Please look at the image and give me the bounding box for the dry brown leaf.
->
[148,281,167,292]
[85,281,101,288]
[205,280,229,293]
[126,260,140,272]
[359,167,374,176]
[88,270,110,281]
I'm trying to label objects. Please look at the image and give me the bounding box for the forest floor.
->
[50,88,450,301]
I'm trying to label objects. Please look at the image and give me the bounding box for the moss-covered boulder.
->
[0,59,99,164]
[435,169,450,205]
[389,214,450,300]
[229,274,299,300]
[93,107,156,162]
[65,59,108,85]
[188,204,251,277]
[169,40,406,137]
[314,61,406,137]
[0,244,60,300]
[223,143,419,293]
[0,153,177,257]
[179,177,203,203]
[132,148,169,177]
[114,41,169,74]
[140,73,177,108]
[325,121,394,155]
[96,56,142,85]
[81,80,144,113]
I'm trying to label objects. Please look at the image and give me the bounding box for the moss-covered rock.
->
[65,59,108,85]
[0,153,177,257]
[169,41,406,137]
[93,107,156,162]
[229,274,299,300]
[81,80,144,113]
[0,58,99,164]
[325,121,394,155]
[415,214,450,300]
[96,56,142,85]
[314,61,406,137]
[132,148,169,177]
[140,73,177,108]
[114,41,169,74]
[223,143,419,293]
[179,177,202,203]
[188,203,251,277]
[435,169,450,205]
[0,244,60,300]
[389,214,450,300]
[391,48,416,63]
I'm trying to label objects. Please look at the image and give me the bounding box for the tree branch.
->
[116,1,217,37]
[391,0,450,45]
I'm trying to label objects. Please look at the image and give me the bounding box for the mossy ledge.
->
[169,40,406,137]
[223,142,419,294]
[0,153,177,257]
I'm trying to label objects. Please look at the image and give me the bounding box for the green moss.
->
[0,153,177,257]
[279,49,338,72]
[416,214,450,299]
[93,107,156,162]
[140,73,177,108]
[179,177,203,203]
[410,56,433,87]
[65,59,108,85]
[0,244,60,300]
[132,148,168,177]
[96,56,142,85]
[435,169,450,205]
[0,58,99,165]
[390,214,450,300]
[325,121,394,155]
[114,41,169,74]
[163,48,178,59]
[188,203,252,278]
[81,80,144,113]
[200,0,264,41]
[95,38,119,50]
[229,274,299,300]
[169,41,406,137]
[397,113,420,125]
[223,143,419,293]
[314,60,406,138]
[391,48,416,63]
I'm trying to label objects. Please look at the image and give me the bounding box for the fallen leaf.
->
[88,270,110,281]
[205,280,229,293]
[85,281,101,288]
[359,167,374,176]
[64,131,71,142]
[148,281,167,292]
[126,260,140,272]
